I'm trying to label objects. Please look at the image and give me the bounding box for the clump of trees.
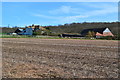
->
[33,27,60,36]
[86,31,96,38]
[33,29,50,36]
[33,29,60,36]
[1,27,18,34]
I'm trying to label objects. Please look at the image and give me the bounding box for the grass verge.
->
[0,35,119,41]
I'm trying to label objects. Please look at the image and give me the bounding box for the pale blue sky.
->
[2,2,118,27]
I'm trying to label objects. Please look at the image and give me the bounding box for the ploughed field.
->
[2,38,119,78]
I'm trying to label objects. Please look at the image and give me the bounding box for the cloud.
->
[33,14,56,19]
[33,3,117,25]
[34,13,87,19]
[49,3,117,17]
[49,6,75,14]
[49,5,86,15]
[33,13,88,24]
[60,15,88,23]
[82,3,118,17]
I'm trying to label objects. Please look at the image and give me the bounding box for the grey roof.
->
[18,29,23,31]
[81,27,107,35]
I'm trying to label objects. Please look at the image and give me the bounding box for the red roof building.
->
[81,28,114,38]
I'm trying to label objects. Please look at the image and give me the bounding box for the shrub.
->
[33,30,41,35]
[100,36,114,40]
[86,31,95,38]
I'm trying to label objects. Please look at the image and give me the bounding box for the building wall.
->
[24,28,33,35]
[103,32,114,36]
[96,32,103,38]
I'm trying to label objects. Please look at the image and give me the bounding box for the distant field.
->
[2,38,119,78]
[0,35,65,39]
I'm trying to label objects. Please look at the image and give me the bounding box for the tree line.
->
[44,22,119,35]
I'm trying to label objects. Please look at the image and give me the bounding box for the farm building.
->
[59,33,83,38]
[15,27,33,35]
[81,28,114,38]
[14,24,47,35]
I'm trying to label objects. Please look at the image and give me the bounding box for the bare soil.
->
[2,38,119,78]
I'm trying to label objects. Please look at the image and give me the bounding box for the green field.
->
[1,34,118,41]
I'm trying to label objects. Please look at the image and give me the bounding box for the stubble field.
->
[2,38,119,78]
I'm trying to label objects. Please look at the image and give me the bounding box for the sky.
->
[2,0,119,2]
[2,2,118,27]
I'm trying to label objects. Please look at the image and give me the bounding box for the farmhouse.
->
[81,27,114,38]
[15,27,33,35]
[14,24,48,35]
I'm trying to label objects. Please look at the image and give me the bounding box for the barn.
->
[81,27,114,38]
[60,34,83,38]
